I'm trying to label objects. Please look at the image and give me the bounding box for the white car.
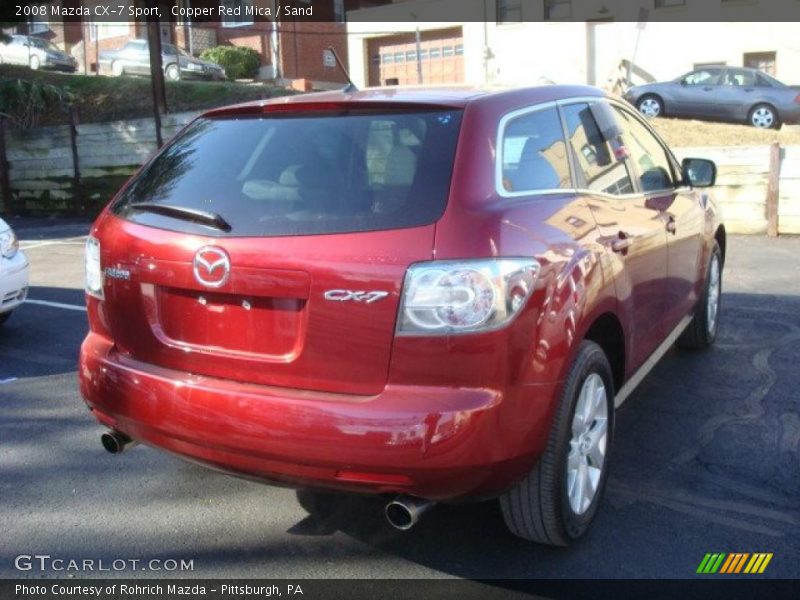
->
[0,218,28,325]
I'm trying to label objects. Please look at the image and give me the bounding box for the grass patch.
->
[0,65,294,127]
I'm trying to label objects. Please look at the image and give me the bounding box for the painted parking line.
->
[19,236,88,250]
[25,299,87,312]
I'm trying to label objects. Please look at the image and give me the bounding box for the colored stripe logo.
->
[697,553,773,574]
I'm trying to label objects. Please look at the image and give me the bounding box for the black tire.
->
[748,103,779,129]
[636,94,664,119]
[165,64,180,81]
[500,341,614,545]
[678,242,722,350]
[0,311,11,326]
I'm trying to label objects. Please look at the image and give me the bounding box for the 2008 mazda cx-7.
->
[80,85,724,545]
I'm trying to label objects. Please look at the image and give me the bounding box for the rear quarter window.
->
[500,106,572,194]
[112,109,463,237]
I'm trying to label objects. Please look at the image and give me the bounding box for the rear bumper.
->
[779,105,800,124]
[0,252,29,313]
[79,332,558,500]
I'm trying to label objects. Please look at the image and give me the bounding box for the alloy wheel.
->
[638,98,661,118]
[567,373,608,515]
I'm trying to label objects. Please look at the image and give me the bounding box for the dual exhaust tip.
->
[100,430,137,455]
[101,431,433,530]
[384,496,435,531]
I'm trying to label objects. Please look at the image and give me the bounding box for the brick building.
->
[11,0,363,86]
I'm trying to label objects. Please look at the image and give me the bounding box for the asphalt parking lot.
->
[1,221,798,579]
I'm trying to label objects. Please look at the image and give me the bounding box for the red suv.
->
[80,85,724,545]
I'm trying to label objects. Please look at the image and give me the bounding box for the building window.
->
[89,22,129,42]
[744,51,777,76]
[654,0,686,7]
[333,0,346,23]
[496,0,522,24]
[544,0,571,20]
[221,0,254,28]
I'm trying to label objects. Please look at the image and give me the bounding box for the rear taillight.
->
[794,94,800,104]
[85,236,104,299]
[397,258,539,336]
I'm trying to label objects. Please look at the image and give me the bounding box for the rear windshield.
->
[112,109,463,237]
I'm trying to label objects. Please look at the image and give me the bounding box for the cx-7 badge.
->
[324,290,389,304]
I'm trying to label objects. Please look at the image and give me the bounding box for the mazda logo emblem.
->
[193,246,231,288]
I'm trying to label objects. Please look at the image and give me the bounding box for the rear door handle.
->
[703,86,714,91]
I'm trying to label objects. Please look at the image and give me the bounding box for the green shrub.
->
[200,45,261,80]
[0,79,77,128]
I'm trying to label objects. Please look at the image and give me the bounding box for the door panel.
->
[562,101,669,372]
[612,105,704,333]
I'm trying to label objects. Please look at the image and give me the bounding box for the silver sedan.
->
[624,67,800,129]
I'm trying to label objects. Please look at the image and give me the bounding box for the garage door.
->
[368,28,464,87]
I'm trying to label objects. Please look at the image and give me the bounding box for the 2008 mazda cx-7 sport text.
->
[80,85,724,545]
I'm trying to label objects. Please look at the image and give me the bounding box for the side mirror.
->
[682,158,716,187]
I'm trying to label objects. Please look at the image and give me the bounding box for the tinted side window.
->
[723,69,756,87]
[500,107,571,193]
[561,103,634,196]
[613,107,675,192]
[683,69,721,85]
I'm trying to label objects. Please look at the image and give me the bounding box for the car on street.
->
[0,34,78,72]
[99,40,226,81]
[624,66,800,129]
[80,85,724,545]
[0,218,29,326]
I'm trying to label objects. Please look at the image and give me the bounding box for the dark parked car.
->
[99,40,226,81]
[625,66,800,129]
[81,85,724,545]
[0,34,77,72]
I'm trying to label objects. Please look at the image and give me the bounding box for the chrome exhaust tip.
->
[385,496,434,531]
[101,431,137,455]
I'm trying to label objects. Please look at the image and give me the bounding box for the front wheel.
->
[679,242,722,350]
[0,311,12,326]
[637,94,663,119]
[29,55,40,70]
[165,64,180,81]
[111,60,124,77]
[500,341,614,545]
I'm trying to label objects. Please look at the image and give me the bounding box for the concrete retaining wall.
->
[2,111,199,214]
[1,115,799,235]
[674,145,799,235]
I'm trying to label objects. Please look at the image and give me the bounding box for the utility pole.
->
[411,13,423,84]
[146,7,167,147]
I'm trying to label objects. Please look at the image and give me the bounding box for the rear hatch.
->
[97,105,463,395]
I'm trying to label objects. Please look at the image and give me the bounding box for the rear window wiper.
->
[128,202,232,233]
